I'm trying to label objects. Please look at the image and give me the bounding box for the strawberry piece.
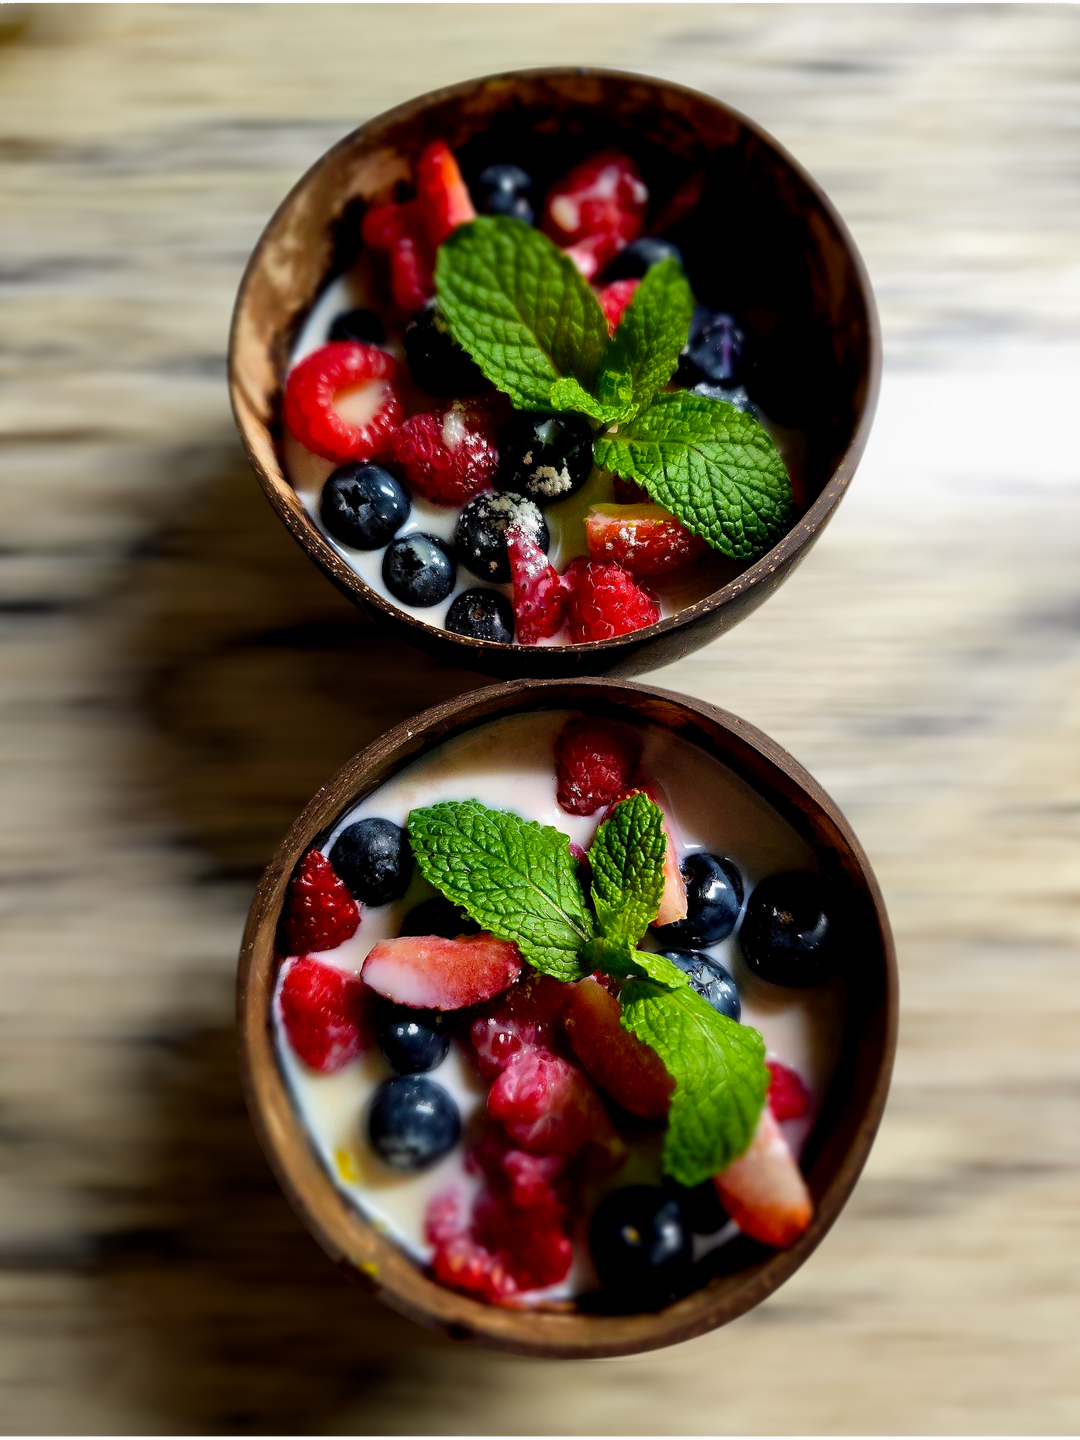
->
[713,1106,813,1248]
[542,149,648,280]
[507,528,568,644]
[415,140,476,247]
[278,955,371,1073]
[584,503,708,577]
[426,1190,520,1305]
[563,976,674,1120]
[612,475,650,504]
[389,398,499,506]
[487,1047,624,1168]
[280,850,359,956]
[469,973,572,1079]
[362,933,522,1010]
[597,277,639,333]
[604,784,687,925]
[563,557,660,643]
[767,1060,811,1121]
[360,199,435,312]
[555,715,641,816]
[283,342,402,464]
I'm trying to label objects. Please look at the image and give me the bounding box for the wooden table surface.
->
[2,4,1079,1433]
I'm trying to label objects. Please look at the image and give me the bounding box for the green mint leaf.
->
[596,257,693,412]
[434,217,611,413]
[620,979,769,1186]
[581,937,690,990]
[594,390,794,560]
[589,793,667,945]
[549,376,626,425]
[407,800,594,981]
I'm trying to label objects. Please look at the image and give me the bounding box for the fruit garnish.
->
[766,1059,811,1121]
[506,528,567,645]
[596,277,639,333]
[739,872,838,986]
[496,411,594,506]
[655,949,740,1020]
[382,532,457,607]
[487,1047,624,1165]
[280,849,359,956]
[368,1074,460,1170]
[389,398,499,506]
[283,342,402,464]
[563,977,673,1120]
[563,557,660,642]
[589,1185,693,1308]
[455,490,548,584]
[713,1106,813,1247]
[584,502,708,577]
[361,933,523,1010]
[555,716,641,817]
[469,973,572,1079]
[375,1004,449,1075]
[320,462,410,551]
[329,816,413,906]
[415,139,476,247]
[402,299,485,397]
[278,956,371,1073]
[541,148,648,280]
[653,851,743,947]
[445,588,515,644]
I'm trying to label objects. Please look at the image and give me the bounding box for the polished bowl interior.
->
[229,68,880,680]
[237,678,896,1358]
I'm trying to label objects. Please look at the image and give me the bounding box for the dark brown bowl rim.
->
[228,66,881,665]
[237,677,897,1358]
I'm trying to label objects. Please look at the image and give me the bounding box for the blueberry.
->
[603,236,684,282]
[476,163,534,225]
[375,1003,449,1075]
[690,381,761,421]
[330,817,412,906]
[590,1186,693,1308]
[739,872,838,987]
[454,491,548,584]
[496,412,594,507]
[445,588,514,643]
[328,307,386,345]
[382,533,456,607]
[320,463,409,550]
[399,896,480,940]
[662,1177,729,1235]
[403,298,485,397]
[676,307,746,389]
[367,1075,460,1170]
[653,852,744,947]
[657,949,741,1020]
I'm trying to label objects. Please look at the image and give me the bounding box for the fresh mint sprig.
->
[407,792,769,1186]
[434,217,794,561]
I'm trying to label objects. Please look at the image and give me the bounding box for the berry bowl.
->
[229,68,879,680]
[237,678,896,1357]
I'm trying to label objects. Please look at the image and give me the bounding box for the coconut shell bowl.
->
[229,68,880,681]
[238,678,896,1357]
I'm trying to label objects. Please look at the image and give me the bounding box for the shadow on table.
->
[103,439,489,1433]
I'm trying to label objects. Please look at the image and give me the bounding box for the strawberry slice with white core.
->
[713,1106,813,1248]
[585,503,708,577]
[361,932,522,1010]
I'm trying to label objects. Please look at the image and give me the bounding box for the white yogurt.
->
[273,710,845,1300]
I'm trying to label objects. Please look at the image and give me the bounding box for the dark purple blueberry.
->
[403,299,485,397]
[653,852,744,947]
[496,412,593,507]
[590,1186,693,1308]
[382,532,456,607]
[690,382,761,421]
[328,308,386,345]
[376,1004,449,1075]
[330,817,412,906]
[676,307,746,388]
[603,236,684,281]
[662,1177,729,1235]
[476,163,534,225]
[454,491,548,584]
[320,463,409,549]
[739,872,837,986]
[367,1075,460,1170]
[657,950,741,1021]
[445,587,514,643]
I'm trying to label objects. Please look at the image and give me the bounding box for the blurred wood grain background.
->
[1,4,1079,1432]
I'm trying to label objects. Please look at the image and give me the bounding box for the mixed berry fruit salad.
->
[272,709,845,1312]
[281,140,805,647]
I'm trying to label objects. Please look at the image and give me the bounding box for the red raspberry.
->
[767,1060,811,1121]
[584,502,708,576]
[487,1047,622,1164]
[563,557,660,643]
[280,849,359,956]
[278,956,371,1073]
[469,973,572,1079]
[415,140,476,247]
[283,342,402,464]
[426,1190,519,1306]
[389,398,499,506]
[473,1189,572,1291]
[543,149,648,280]
[555,715,641,817]
[612,475,650,504]
[597,277,639,333]
[507,528,568,644]
[360,200,435,312]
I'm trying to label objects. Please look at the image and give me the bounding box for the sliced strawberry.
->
[283,342,402,464]
[487,1047,624,1168]
[605,785,687,926]
[278,955,372,1073]
[767,1060,811,1121]
[360,198,435,312]
[469,973,572,1079]
[507,528,568,644]
[280,849,359,956]
[563,977,674,1120]
[596,277,639,333]
[585,503,708,577]
[543,149,648,280]
[713,1106,813,1248]
[415,140,476,247]
[361,933,522,1010]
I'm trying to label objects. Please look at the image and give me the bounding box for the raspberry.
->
[280,849,360,956]
[487,1047,623,1164]
[563,557,660,643]
[507,528,568,644]
[543,149,648,280]
[555,716,641,817]
[597,277,639,333]
[283,342,402,464]
[415,140,476,247]
[389,398,499,506]
[360,200,435,312]
[426,1190,519,1305]
[584,503,708,576]
[767,1060,811,1121]
[278,956,371,1073]
[473,1189,572,1291]
[469,973,571,1079]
